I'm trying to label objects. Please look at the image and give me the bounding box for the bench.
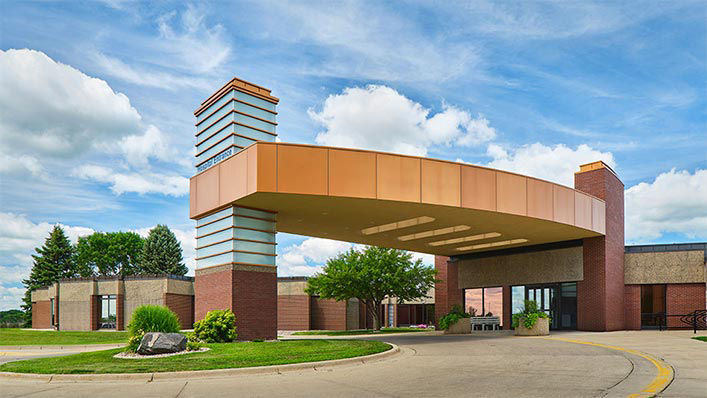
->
[470,316,501,331]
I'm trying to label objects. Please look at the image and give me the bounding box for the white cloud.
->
[625,169,707,242]
[117,125,188,168]
[73,165,189,196]
[484,142,616,187]
[0,212,95,310]
[156,4,231,74]
[0,49,142,158]
[92,53,210,91]
[277,236,435,277]
[310,85,495,157]
[0,285,25,312]
[278,238,353,277]
[0,153,46,178]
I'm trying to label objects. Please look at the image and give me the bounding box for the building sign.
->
[196,148,234,173]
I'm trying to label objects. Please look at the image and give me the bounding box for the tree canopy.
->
[305,246,437,330]
[140,225,187,275]
[75,231,144,276]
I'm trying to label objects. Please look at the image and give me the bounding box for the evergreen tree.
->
[139,225,187,275]
[22,225,78,325]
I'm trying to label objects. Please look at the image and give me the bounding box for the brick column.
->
[116,294,125,330]
[575,161,625,331]
[90,295,100,330]
[623,285,641,330]
[502,285,512,329]
[434,255,463,325]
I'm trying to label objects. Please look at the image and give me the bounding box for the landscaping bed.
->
[0,329,129,345]
[692,336,707,342]
[0,339,391,374]
[292,327,432,336]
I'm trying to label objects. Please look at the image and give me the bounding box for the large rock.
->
[137,332,187,355]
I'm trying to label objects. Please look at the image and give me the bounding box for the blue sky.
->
[1,1,705,310]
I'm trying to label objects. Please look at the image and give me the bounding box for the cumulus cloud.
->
[73,165,189,196]
[277,236,435,277]
[0,153,46,178]
[310,85,495,157]
[0,49,142,158]
[0,212,95,310]
[485,142,616,187]
[116,125,187,168]
[625,169,707,242]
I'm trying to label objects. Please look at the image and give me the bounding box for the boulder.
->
[137,332,187,355]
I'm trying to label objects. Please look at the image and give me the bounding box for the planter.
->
[514,317,549,336]
[443,317,471,334]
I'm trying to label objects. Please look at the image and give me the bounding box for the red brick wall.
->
[32,300,51,329]
[165,293,195,329]
[575,166,625,331]
[310,297,347,330]
[195,268,233,322]
[278,295,310,330]
[502,285,512,330]
[624,285,641,330]
[116,294,125,331]
[232,269,277,340]
[90,295,100,330]
[666,283,706,328]
[195,266,277,340]
[434,255,463,326]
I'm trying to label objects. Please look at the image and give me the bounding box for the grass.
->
[0,329,129,345]
[692,336,707,342]
[0,339,391,374]
[292,327,433,336]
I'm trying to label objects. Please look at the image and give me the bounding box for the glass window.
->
[50,298,55,326]
[100,295,117,329]
[387,304,394,327]
[511,286,525,315]
[464,287,504,326]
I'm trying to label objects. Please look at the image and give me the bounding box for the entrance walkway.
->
[1,331,704,397]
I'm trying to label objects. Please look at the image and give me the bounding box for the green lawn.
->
[0,339,391,374]
[0,329,129,345]
[692,336,707,342]
[292,327,433,336]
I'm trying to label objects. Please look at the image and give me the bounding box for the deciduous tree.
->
[306,246,436,330]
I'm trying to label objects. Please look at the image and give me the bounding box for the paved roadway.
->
[1,331,705,397]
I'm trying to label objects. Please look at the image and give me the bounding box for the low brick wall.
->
[32,300,51,329]
[310,298,347,330]
[165,293,195,329]
[666,283,706,328]
[278,295,310,330]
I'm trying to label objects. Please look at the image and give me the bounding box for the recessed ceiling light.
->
[398,225,470,241]
[428,232,501,246]
[361,216,435,236]
[455,238,529,251]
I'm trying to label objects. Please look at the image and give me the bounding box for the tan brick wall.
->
[59,281,95,330]
[277,280,308,295]
[277,295,310,330]
[31,288,49,302]
[124,279,165,326]
[457,246,583,289]
[32,300,51,329]
[165,293,195,329]
[310,297,347,330]
[624,251,705,284]
[166,279,195,296]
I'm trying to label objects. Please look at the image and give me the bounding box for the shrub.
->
[439,304,472,330]
[127,305,181,337]
[193,309,238,343]
[512,300,550,329]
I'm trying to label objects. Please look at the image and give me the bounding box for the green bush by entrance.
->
[193,309,238,343]
[439,304,471,330]
[512,300,549,329]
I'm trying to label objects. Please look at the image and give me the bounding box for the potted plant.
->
[512,300,550,336]
[439,304,472,334]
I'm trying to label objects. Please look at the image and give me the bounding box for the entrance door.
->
[641,284,666,329]
[521,283,577,330]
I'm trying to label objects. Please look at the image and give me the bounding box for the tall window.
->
[100,295,117,329]
[387,304,394,327]
[641,284,666,328]
[464,287,503,326]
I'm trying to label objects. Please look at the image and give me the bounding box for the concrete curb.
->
[0,343,400,382]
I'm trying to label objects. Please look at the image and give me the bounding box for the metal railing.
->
[643,310,706,333]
